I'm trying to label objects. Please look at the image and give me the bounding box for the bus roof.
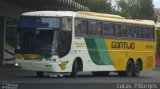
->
[76,11,155,26]
[21,11,155,26]
[22,11,76,17]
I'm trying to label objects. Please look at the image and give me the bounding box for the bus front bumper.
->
[15,59,61,72]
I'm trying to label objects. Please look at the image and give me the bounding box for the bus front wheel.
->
[71,60,78,78]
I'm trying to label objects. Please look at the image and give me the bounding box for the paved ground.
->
[0,68,160,89]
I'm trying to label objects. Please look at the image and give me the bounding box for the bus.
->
[15,11,156,77]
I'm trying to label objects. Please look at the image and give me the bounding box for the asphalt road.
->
[0,69,160,89]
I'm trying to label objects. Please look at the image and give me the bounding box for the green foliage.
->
[75,0,155,20]
[75,0,113,14]
[116,0,155,20]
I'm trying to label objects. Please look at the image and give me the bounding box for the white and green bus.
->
[15,11,156,77]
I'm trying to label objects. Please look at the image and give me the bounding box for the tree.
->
[75,0,155,21]
[116,0,155,20]
[75,0,114,14]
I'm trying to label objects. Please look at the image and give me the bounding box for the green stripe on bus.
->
[85,38,103,65]
[95,38,113,65]
[85,38,112,65]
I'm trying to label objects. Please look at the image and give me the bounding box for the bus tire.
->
[119,60,134,77]
[71,60,78,78]
[92,71,109,76]
[36,71,44,77]
[133,60,142,77]
[126,59,134,77]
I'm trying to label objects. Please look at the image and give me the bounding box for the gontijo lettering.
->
[112,41,135,49]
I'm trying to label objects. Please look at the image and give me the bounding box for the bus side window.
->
[128,25,140,38]
[116,24,127,37]
[127,25,134,38]
[95,22,102,36]
[149,27,155,39]
[140,26,146,38]
[75,19,87,35]
[145,27,150,39]
[134,26,139,38]
[102,22,114,37]
[140,26,149,39]
[88,21,101,36]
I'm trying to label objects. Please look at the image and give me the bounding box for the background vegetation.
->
[75,0,156,21]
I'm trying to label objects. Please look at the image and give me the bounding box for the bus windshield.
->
[17,17,60,55]
[19,17,60,29]
[17,29,58,55]
[17,16,72,56]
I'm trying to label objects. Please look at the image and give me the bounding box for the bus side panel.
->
[73,37,116,72]
[72,37,155,72]
[105,38,156,71]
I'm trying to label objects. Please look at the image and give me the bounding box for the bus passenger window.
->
[88,21,101,36]
[116,24,127,37]
[149,27,155,39]
[75,19,87,35]
[127,25,134,38]
[102,22,114,37]
[140,27,144,38]
[95,22,102,35]
[134,26,139,38]
[127,25,139,38]
[144,27,150,38]
[140,26,149,39]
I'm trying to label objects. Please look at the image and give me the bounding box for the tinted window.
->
[116,24,127,37]
[150,27,155,39]
[102,22,115,37]
[75,19,87,35]
[128,25,139,38]
[88,21,101,36]
[20,17,60,28]
[140,26,149,39]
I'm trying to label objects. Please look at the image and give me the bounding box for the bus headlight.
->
[15,63,21,67]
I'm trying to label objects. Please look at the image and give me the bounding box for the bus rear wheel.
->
[126,60,134,77]
[118,60,134,77]
[36,71,44,77]
[71,60,78,78]
[133,60,142,77]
